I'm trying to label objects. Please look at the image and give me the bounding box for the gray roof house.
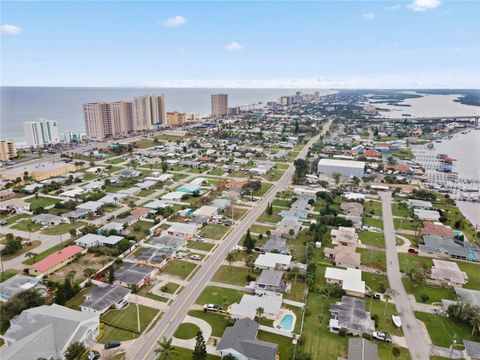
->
[261,236,290,255]
[148,234,187,252]
[0,274,40,302]
[1,304,99,360]
[81,284,131,314]
[347,338,380,360]
[114,262,158,287]
[464,340,480,360]
[217,319,278,360]
[419,235,470,261]
[254,269,287,296]
[329,296,374,336]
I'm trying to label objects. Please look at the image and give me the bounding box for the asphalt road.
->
[380,192,430,360]
[130,127,327,360]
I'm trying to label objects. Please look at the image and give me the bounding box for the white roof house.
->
[254,253,292,270]
[60,188,85,198]
[193,205,219,218]
[230,294,282,320]
[144,199,172,209]
[98,193,127,204]
[166,223,199,238]
[77,201,103,212]
[2,304,99,360]
[75,233,124,248]
[325,267,366,296]
[161,191,186,201]
[414,209,441,221]
[431,259,468,286]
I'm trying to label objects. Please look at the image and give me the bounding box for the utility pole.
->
[136,294,141,333]
[449,336,457,359]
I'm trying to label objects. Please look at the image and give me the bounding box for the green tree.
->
[226,251,237,266]
[256,307,264,325]
[68,228,77,239]
[162,162,168,173]
[154,337,178,360]
[332,172,341,185]
[192,331,207,360]
[243,229,256,253]
[83,268,96,278]
[108,266,115,284]
[0,289,45,328]
[64,341,87,360]
[266,202,273,216]
[392,347,401,357]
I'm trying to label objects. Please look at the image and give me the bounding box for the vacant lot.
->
[364,200,382,216]
[187,241,215,252]
[101,303,158,334]
[26,196,60,210]
[12,219,42,232]
[48,252,110,283]
[212,265,250,286]
[359,231,385,248]
[162,259,197,279]
[196,286,244,306]
[200,224,229,240]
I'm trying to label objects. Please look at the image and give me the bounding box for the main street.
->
[130,121,331,360]
[380,192,430,360]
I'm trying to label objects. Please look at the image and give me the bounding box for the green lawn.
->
[161,282,180,294]
[162,260,197,279]
[12,219,42,232]
[174,323,201,339]
[357,248,387,271]
[256,207,282,224]
[415,312,479,347]
[187,241,215,252]
[106,157,125,164]
[5,213,30,225]
[359,231,385,248]
[457,261,480,290]
[391,202,413,217]
[22,242,68,265]
[249,224,275,235]
[363,272,389,294]
[402,277,455,304]
[257,331,294,360]
[188,310,234,337]
[0,270,18,283]
[97,324,139,344]
[212,265,250,286]
[41,221,85,235]
[101,303,158,334]
[253,183,273,197]
[398,253,433,273]
[369,300,403,336]
[364,200,382,216]
[65,286,93,310]
[272,199,292,208]
[200,224,229,240]
[137,189,154,197]
[26,196,60,210]
[378,343,411,360]
[172,347,220,360]
[126,220,153,240]
[196,286,244,306]
[363,217,384,230]
[207,168,225,176]
[284,279,307,302]
[394,218,420,231]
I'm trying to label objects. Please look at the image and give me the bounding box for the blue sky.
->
[1,0,479,88]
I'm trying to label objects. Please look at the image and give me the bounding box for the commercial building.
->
[317,159,365,178]
[133,94,166,130]
[0,140,17,161]
[83,101,134,140]
[211,93,228,118]
[166,111,187,126]
[23,118,60,147]
[0,161,80,181]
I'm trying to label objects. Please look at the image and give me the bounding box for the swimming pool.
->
[279,313,295,332]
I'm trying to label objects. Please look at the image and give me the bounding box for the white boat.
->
[392,315,402,328]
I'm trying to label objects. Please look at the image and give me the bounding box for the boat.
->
[392,315,402,328]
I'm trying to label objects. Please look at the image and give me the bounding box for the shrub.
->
[420,293,429,303]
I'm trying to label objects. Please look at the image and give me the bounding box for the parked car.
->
[190,254,201,261]
[203,304,219,312]
[88,351,101,360]
[385,333,393,343]
[104,341,121,349]
[373,293,382,300]
[174,253,185,259]
[106,215,114,221]
[196,236,205,242]
[408,248,419,254]
[372,331,386,341]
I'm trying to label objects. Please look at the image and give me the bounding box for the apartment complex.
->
[166,112,187,126]
[83,94,165,140]
[133,95,166,130]
[211,93,228,118]
[23,118,60,147]
[0,140,17,161]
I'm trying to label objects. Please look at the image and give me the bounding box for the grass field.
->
[26,196,60,210]
[187,241,215,252]
[173,347,220,359]
[212,265,250,286]
[253,183,273,197]
[415,311,479,347]
[284,279,307,302]
[249,224,275,235]
[174,323,201,339]
[256,207,282,224]
[5,213,30,224]
[200,224,229,240]
[357,248,387,271]
[41,220,85,235]
[364,200,383,216]
[402,277,455,304]
[162,260,197,279]
[106,157,125,164]
[196,286,244,306]
[188,310,234,337]
[363,217,384,230]
[101,303,158,334]
[391,202,413,217]
[394,218,420,231]
[363,272,389,294]
[359,231,385,248]
[97,324,140,344]
[12,219,42,232]
[207,168,225,176]
[161,282,180,294]
[257,331,294,360]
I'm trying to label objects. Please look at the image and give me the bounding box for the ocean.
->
[0,87,335,141]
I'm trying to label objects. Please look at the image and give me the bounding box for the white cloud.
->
[361,12,376,20]
[407,0,441,12]
[385,4,401,11]
[1,24,23,35]
[162,15,187,27]
[224,41,243,51]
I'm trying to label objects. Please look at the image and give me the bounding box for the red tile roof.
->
[29,245,83,273]
[421,221,454,238]
[364,149,381,158]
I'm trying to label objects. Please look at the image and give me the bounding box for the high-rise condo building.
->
[0,140,17,161]
[133,95,166,130]
[83,101,134,141]
[166,112,187,126]
[24,118,60,147]
[211,93,228,118]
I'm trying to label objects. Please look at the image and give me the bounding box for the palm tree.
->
[256,307,264,325]
[245,255,254,274]
[383,293,392,318]
[27,222,33,242]
[290,267,301,282]
[226,251,237,266]
[154,337,178,360]
[471,316,480,336]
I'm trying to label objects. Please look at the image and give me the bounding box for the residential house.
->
[166,223,199,239]
[431,259,468,287]
[0,274,41,303]
[114,262,158,288]
[32,213,68,226]
[254,253,292,270]
[329,296,374,335]
[324,246,361,269]
[324,267,365,297]
[253,269,287,296]
[230,294,282,320]
[331,227,359,248]
[75,233,124,249]
[80,284,131,315]
[28,245,84,276]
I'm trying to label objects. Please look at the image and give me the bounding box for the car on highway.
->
[203,304,219,312]
[190,254,201,261]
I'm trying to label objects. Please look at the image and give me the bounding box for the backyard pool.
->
[278,312,296,332]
